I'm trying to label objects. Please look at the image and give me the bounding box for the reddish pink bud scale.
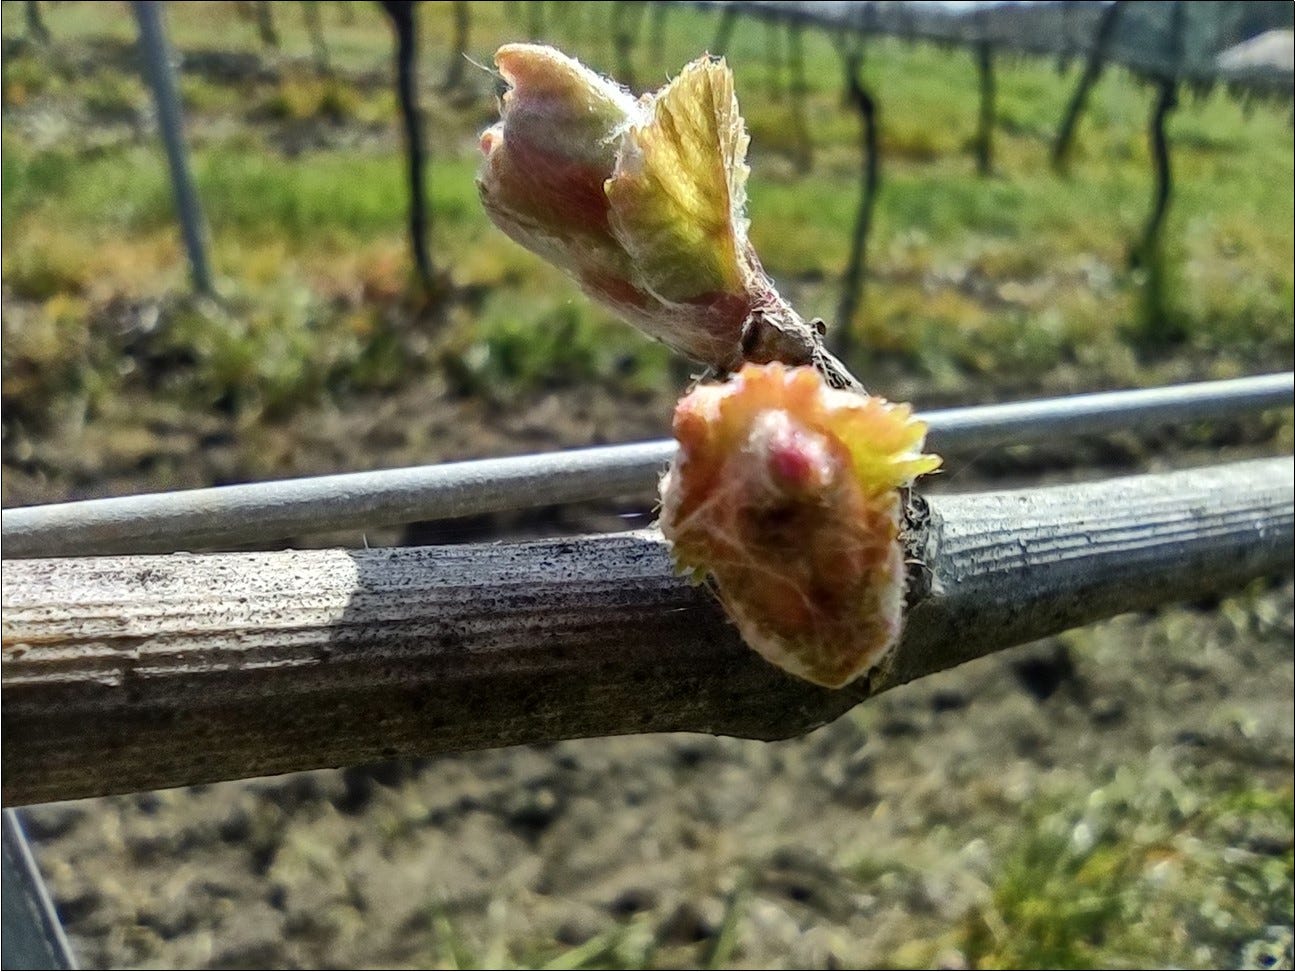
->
[769,439,818,491]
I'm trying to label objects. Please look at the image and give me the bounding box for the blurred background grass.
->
[3,0,1292,457]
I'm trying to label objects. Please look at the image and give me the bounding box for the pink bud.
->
[660,364,942,688]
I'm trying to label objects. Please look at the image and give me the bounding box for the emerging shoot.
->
[479,46,942,686]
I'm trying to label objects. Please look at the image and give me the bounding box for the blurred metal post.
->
[132,1,214,296]
[974,8,996,177]
[2,810,76,969]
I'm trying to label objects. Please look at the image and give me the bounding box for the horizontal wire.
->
[2,372,1290,559]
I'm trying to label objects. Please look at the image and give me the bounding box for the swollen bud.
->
[478,44,808,373]
[659,364,942,688]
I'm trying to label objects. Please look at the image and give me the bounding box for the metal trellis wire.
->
[2,372,1291,560]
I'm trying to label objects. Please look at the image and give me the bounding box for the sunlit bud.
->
[659,364,942,688]
[478,44,808,373]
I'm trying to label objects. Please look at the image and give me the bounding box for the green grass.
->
[2,0,1292,426]
[1,138,481,242]
[441,291,676,405]
[955,770,1294,969]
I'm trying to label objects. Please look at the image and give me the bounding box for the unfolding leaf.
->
[606,57,750,303]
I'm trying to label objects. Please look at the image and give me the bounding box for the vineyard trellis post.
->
[133,0,215,297]
[974,8,996,177]
[1,809,75,969]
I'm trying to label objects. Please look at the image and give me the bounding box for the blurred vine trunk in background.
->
[612,1,647,92]
[441,0,470,93]
[710,5,738,57]
[1052,0,1125,174]
[1131,0,1186,348]
[301,1,332,76]
[648,2,668,65]
[254,0,279,49]
[974,10,996,177]
[765,19,785,102]
[833,35,880,361]
[787,21,813,173]
[25,0,50,44]
[380,0,436,298]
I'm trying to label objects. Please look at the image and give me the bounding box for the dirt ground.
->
[17,585,1295,969]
